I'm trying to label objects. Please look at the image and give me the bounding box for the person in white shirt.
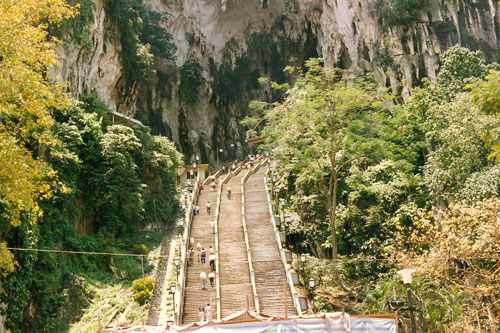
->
[209,253,216,271]
[200,271,207,289]
[210,219,216,234]
[205,303,212,322]
[208,271,215,287]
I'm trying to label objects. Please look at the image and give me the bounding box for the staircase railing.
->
[175,173,201,324]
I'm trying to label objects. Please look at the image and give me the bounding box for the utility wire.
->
[6,247,500,262]
[7,247,149,257]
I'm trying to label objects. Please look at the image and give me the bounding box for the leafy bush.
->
[132,244,148,254]
[373,0,431,28]
[133,290,152,305]
[109,253,141,280]
[132,277,155,305]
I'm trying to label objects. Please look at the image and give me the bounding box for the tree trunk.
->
[330,175,338,260]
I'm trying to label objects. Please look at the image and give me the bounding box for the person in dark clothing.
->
[200,248,206,263]
[209,253,216,271]
[208,272,215,287]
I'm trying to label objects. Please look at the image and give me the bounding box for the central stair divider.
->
[241,165,261,313]
[214,169,232,320]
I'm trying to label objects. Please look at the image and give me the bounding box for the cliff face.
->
[52,0,500,162]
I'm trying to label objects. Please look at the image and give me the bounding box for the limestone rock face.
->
[53,0,124,112]
[52,0,500,160]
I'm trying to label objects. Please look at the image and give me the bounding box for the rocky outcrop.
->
[52,0,500,161]
[52,0,124,112]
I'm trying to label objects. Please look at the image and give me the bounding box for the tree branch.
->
[335,155,363,174]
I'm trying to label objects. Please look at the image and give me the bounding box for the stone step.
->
[244,167,297,318]
[181,188,218,324]
[220,284,255,318]
[182,167,297,323]
[218,174,254,318]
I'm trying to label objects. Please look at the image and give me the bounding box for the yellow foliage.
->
[387,198,500,329]
[0,242,16,277]
[0,132,49,227]
[0,0,74,271]
[132,277,155,305]
[132,244,148,254]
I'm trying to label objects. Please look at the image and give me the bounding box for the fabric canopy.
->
[102,312,397,333]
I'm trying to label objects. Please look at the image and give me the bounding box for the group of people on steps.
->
[188,236,216,290]
[185,156,261,323]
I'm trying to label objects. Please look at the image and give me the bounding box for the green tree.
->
[97,125,143,234]
[468,70,500,161]
[261,59,387,259]
[406,46,499,204]
[422,94,494,204]
[0,0,73,276]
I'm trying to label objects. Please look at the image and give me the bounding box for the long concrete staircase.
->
[182,188,218,324]
[219,173,255,318]
[181,166,298,322]
[245,167,297,317]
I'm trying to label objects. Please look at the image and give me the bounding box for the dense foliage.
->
[385,198,500,331]
[246,46,500,330]
[0,0,73,276]
[373,0,431,28]
[209,32,290,107]
[104,0,176,86]
[50,0,95,50]
[0,4,181,328]
[261,59,390,259]
[132,277,155,305]
[179,62,205,104]
[1,94,181,332]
